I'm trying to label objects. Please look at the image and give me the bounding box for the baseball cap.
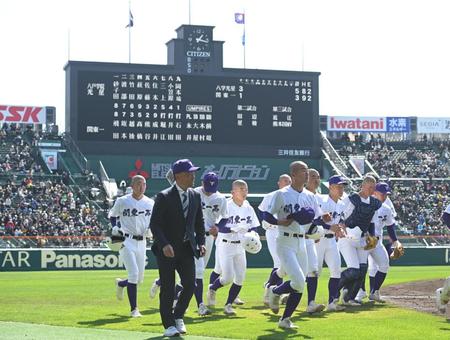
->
[328,175,348,186]
[375,182,391,194]
[171,159,200,174]
[203,172,219,193]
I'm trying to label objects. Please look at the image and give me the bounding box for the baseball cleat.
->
[306,300,326,314]
[263,285,270,306]
[280,293,289,305]
[224,303,236,315]
[340,288,348,304]
[163,326,180,337]
[435,288,446,313]
[175,318,187,334]
[233,296,245,305]
[278,317,298,329]
[115,278,124,301]
[355,289,367,302]
[268,286,281,314]
[206,285,216,307]
[369,290,385,303]
[130,308,142,317]
[149,278,160,299]
[198,303,211,316]
[327,299,346,312]
[343,299,362,306]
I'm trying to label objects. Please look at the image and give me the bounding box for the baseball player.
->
[263,161,322,329]
[314,175,348,311]
[110,175,154,317]
[436,276,450,320]
[303,169,326,314]
[206,180,260,315]
[259,174,292,306]
[360,182,402,302]
[192,172,229,315]
[337,175,381,305]
[437,197,450,318]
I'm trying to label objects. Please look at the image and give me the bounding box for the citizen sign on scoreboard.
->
[66,63,320,158]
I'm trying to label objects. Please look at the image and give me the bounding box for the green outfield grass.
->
[0,267,449,339]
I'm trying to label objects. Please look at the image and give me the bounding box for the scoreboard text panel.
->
[73,68,319,157]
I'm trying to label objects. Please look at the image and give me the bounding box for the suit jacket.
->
[150,184,205,258]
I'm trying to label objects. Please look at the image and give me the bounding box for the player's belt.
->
[283,232,304,238]
[123,233,144,241]
[324,234,334,239]
[222,239,241,244]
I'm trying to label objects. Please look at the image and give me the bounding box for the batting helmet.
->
[243,231,262,254]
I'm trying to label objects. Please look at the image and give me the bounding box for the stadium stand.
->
[1,124,448,249]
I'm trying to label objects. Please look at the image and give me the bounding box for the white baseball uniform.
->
[384,196,397,217]
[305,191,322,276]
[267,186,321,292]
[217,199,260,286]
[258,190,280,268]
[194,187,229,279]
[108,194,154,284]
[315,194,345,278]
[368,203,396,276]
[338,195,377,269]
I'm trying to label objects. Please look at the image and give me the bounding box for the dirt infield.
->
[382,279,447,317]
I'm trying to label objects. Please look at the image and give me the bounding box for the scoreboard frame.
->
[64,25,321,158]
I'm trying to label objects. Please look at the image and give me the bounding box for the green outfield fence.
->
[1,240,449,271]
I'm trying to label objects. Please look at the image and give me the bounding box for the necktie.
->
[182,192,188,218]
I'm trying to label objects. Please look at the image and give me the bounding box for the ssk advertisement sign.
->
[0,105,46,124]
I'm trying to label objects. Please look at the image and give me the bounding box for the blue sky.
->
[1,0,450,130]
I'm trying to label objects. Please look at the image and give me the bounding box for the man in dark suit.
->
[150,159,206,337]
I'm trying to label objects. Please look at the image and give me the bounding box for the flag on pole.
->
[235,13,245,24]
[126,10,134,28]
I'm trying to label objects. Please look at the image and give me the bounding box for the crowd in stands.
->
[0,124,105,247]
[0,177,104,247]
[1,125,449,248]
[390,180,449,238]
[328,132,450,240]
[0,124,43,175]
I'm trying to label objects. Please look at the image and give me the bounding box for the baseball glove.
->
[364,235,378,250]
[390,244,405,260]
[287,207,315,225]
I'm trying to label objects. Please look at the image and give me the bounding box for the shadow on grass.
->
[145,336,193,340]
[257,328,313,340]
[440,318,450,331]
[78,308,161,327]
[77,313,130,327]
[337,301,388,314]
[184,312,245,324]
[239,305,269,311]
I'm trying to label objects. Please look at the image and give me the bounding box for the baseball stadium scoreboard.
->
[65,25,321,158]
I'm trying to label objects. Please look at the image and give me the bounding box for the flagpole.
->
[67,28,71,60]
[302,42,304,71]
[128,0,131,63]
[243,10,246,69]
[188,0,191,24]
